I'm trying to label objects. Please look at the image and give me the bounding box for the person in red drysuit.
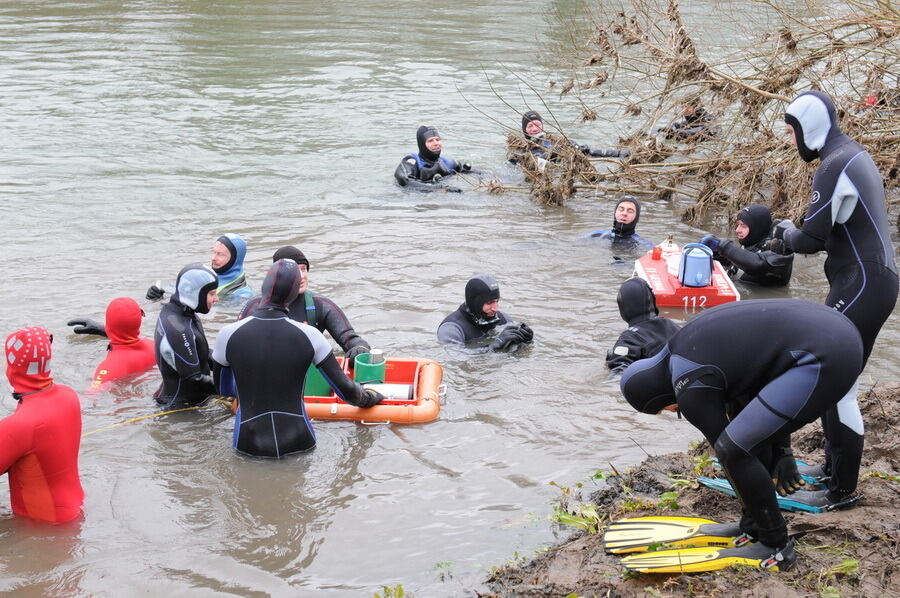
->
[1,326,84,523]
[67,297,156,390]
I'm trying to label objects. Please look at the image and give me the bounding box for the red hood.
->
[5,326,54,394]
[106,297,144,346]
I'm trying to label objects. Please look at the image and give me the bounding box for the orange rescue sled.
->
[304,357,444,424]
[634,240,740,308]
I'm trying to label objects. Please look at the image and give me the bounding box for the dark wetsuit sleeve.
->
[606,329,645,372]
[314,296,369,354]
[395,158,436,192]
[437,322,466,345]
[783,154,856,254]
[718,240,769,274]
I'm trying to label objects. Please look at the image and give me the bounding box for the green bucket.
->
[354,353,386,383]
[304,365,332,397]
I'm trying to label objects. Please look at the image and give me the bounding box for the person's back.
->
[214,259,384,457]
[1,327,84,523]
[607,278,679,372]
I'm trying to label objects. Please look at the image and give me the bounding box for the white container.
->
[368,349,384,364]
[363,383,413,401]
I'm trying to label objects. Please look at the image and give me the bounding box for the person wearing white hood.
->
[773,90,898,506]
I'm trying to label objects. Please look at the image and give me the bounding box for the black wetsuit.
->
[153,264,219,409]
[394,125,471,192]
[214,280,380,458]
[782,91,898,497]
[717,238,793,286]
[621,299,863,548]
[436,305,511,345]
[661,108,716,140]
[606,278,679,373]
[240,292,369,355]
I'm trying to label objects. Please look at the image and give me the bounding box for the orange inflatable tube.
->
[304,358,444,424]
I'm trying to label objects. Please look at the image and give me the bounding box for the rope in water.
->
[81,399,233,438]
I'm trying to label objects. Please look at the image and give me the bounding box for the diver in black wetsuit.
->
[584,195,653,250]
[699,204,793,286]
[394,126,476,193]
[437,274,533,352]
[620,299,864,568]
[654,99,717,141]
[239,246,371,362]
[213,259,384,458]
[773,90,898,499]
[510,111,630,166]
[153,264,219,409]
[606,278,679,373]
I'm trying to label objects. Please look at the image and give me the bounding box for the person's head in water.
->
[417,126,442,163]
[260,259,303,310]
[211,234,248,277]
[784,91,840,163]
[105,297,145,346]
[6,326,54,397]
[612,195,641,237]
[616,278,660,326]
[465,274,501,323]
[735,204,772,247]
[619,347,677,414]
[172,263,219,314]
[521,111,544,139]
[272,246,310,295]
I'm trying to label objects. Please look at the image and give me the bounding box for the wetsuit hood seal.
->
[785,91,841,163]
[416,125,441,163]
[213,233,247,281]
[172,263,218,314]
[612,195,641,237]
[6,326,54,395]
[522,110,543,138]
[464,274,501,323]
[272,245,310,269]
[617,278,659,325]
[737,204,773,247]
[620,346,676,414]
[105,297,144,346]
[260,259,303,310]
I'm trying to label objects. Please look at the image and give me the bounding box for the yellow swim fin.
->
[603,516,748,554]
[620,538,797,573]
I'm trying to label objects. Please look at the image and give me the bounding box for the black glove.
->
[146,284,165,300]
[771,219,796,241]
[699,234,721,253]
[490,326,522,352]
[770,448,805,496]
[345,345,370,362]
[67,318,107,337]
[362,388,385,407]
[444,186,463,193]
[517,323,534,344]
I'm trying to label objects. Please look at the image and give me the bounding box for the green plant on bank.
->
[668,474,694,488]
[690,453,715,476]
[552,501,604,532]
[659,491,680,510]
[373,584,405,598]
[818,586,841,598]
[866,470,900,483]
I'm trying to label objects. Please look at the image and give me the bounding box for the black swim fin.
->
[603,516,750,554]
[620,537,798,573]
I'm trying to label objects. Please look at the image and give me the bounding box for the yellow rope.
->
[82,399,233,438]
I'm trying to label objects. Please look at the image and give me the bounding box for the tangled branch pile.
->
[510,0,899,223]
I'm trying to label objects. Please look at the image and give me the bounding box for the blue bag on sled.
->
[678,243,713,287]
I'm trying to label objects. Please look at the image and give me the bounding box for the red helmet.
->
[6,326,54,395]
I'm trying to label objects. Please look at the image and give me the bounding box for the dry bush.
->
[504,0,899,221]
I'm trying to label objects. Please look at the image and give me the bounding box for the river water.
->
[2,1,897,596]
